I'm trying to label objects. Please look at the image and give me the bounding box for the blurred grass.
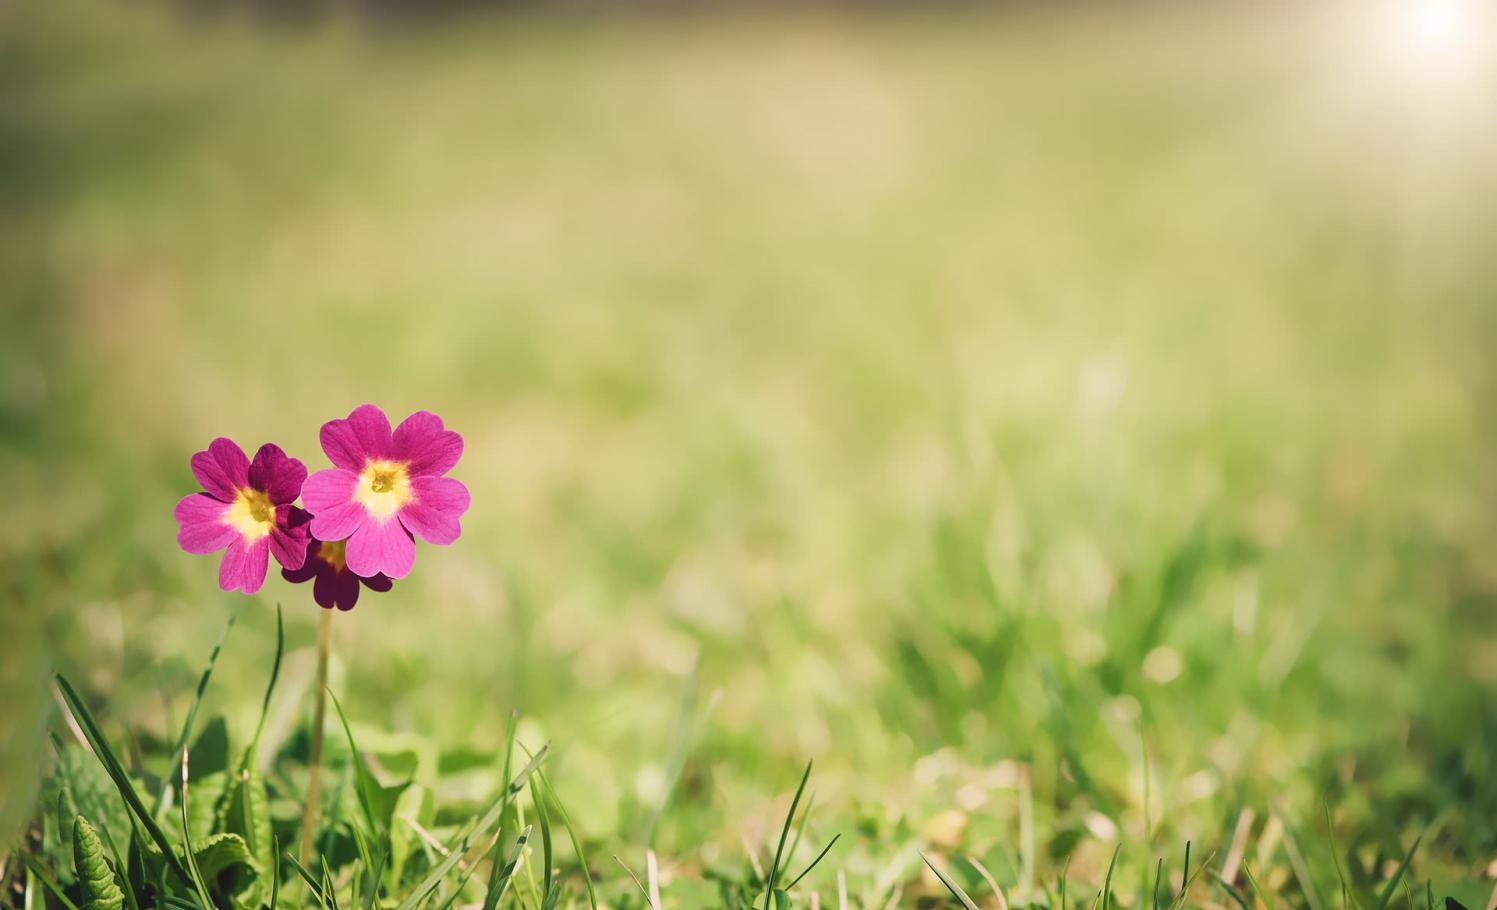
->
[4,0,1497,898]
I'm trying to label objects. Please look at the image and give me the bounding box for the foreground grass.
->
[4,0,1497,907]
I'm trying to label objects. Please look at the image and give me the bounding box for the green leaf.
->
[55,746,134,868]
[224,756,273,872]
[192,832,262,888]
[73,817,125,910]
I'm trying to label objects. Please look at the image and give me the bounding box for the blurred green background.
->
[4,0,1497,900]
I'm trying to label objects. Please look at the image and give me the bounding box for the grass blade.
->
[762,760,812,910]
[54,675,195,890]
[395,744,549,910]
[536,768,599,910]
[153,615,235,814]
[485,826,534,910]
[21,855,81,910]
[921,852,980,910]
[785,833,842,890]
[1374,838,1421,910]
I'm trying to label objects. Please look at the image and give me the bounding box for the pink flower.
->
[282,538,393,611]
[300,404,469,579]
[174,438,310,594]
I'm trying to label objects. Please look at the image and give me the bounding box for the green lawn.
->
[3,1,1497,908]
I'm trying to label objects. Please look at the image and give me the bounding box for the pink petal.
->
[269,507,311,570]
[392,410,464,477]
[219,537,270,594]
[190,437,250,501]
[346,518,416,580]
[319,404,392,472]
[360,573,394,593]
[315,569,362,611]
[302,468,357,514]
[398,475,470,545]
[174,494,237,554]
[310,500,366,542]
[249,443,308,505]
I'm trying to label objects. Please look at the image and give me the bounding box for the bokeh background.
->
[5,0,1497,901]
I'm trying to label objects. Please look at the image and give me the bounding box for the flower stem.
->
[299,608,333,863]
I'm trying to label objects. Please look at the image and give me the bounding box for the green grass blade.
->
[530,771,554,900]
[785,833,841,890]
[284,852,329,906]
[153,615,235,814]
[1102,845,1121,910]
[396,745,549,910]
[921,852,980,910]
[1374,838,1421,910]
[54,675,195,890]
[762,760,812,910]
[484,826,534,910]
[1216,873,1254,910]
[269,837,281,910]
[178,748,218,910]
[328,688,384,837]
[22,855,82,910]
[536,768,599,910]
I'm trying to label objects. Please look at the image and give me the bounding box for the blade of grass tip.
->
[1279,816,1326,910]
[1323,804,1352,910]
[154,614,235,814]
[920,853,981,910]
[483,824,532,910]
[21,855,82,910]
[328,689,383,837]
[786,792,816,873]
[321,856,344,910]
[1423,881,1432,910]
[1103,844,1121,910]
[253,605,286,748]
[1374,838,1421,910]
[1153,858,1164,910]
[529,771,554,900]
[54,675,195,890]
[1215,872,1255,910]
[179,746,219,910]
[613,854,658,910]
[536,768,599,910]
[1060,852,1072,910]
[763,760,813,910]
[786,834,843,891]
[284,852,329,907]
[269,838,281,910]
[401,745,550,910]
[1243,862,1274,910]
[1172,850,1219,910]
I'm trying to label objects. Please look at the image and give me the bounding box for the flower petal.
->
[219,537,270,594]
[320,404,393,472]
[398,475,470,545]
[249,443,308,504]
[302,468,357,514]
[360,573,394,593]
[270,507,311,570]
[174,493,237,554]
[346,518,416,580]
[310,501,365,542]
[190,437,250,501]
[392,410,464,477]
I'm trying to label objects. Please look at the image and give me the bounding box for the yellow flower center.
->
[223,487,275,542]
[318,539,348,573]
[354,459,413,521]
